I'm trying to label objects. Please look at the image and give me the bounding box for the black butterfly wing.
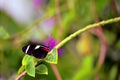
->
[22,44,36,55]
[32,46,49,59]
[22,44,49,59]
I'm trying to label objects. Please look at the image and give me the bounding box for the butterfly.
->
[22,43,49,59]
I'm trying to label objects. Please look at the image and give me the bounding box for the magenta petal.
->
[32,0,43,8]
[58,48,64,56]
[43,36,64,56]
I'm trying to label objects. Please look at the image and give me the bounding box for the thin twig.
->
[16,71,27,80]
[90,0,107,80]
[55,17,120,49]
[50,64,62,80]
[16,61,42,80]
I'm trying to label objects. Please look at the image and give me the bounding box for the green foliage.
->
[25,59,35,77]
[22,55,34,66]
[36,64,48,75]
[73,55,94,80]
[19,48,58,77]
[0,26,10,39]
[1,0,120,80]
[18,16,120,79]
[45,48,58,64]
[18,65,25,74]
[109,65,117,80]
[95,0,109,16]
[75,0,93,26]
[21,55,35,77]
[0,12,23,35]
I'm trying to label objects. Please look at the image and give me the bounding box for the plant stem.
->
[16,61,42,80]
[50,64,62,80]
[55,17,120,49]
[90,0,107,80]
[16,71,27,80]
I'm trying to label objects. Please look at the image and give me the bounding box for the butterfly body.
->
[22,43,49,59]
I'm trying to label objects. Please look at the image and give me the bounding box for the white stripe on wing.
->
[25,45,30,53]
[35,45,40,49]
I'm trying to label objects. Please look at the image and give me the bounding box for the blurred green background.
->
[0,0,120,80]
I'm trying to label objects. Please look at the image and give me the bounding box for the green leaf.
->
[18,65,25,74]
[22,55,35,77]
[73,55,93,80]
[22,55,33,65]
[25,59,35,77]
[0,27,10,39]
[45,48,58,64]
[36,64,48,75]
[109,65,117,80]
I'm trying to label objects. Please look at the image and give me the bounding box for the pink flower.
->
[32,0,44,9]
[43,36,64,56]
